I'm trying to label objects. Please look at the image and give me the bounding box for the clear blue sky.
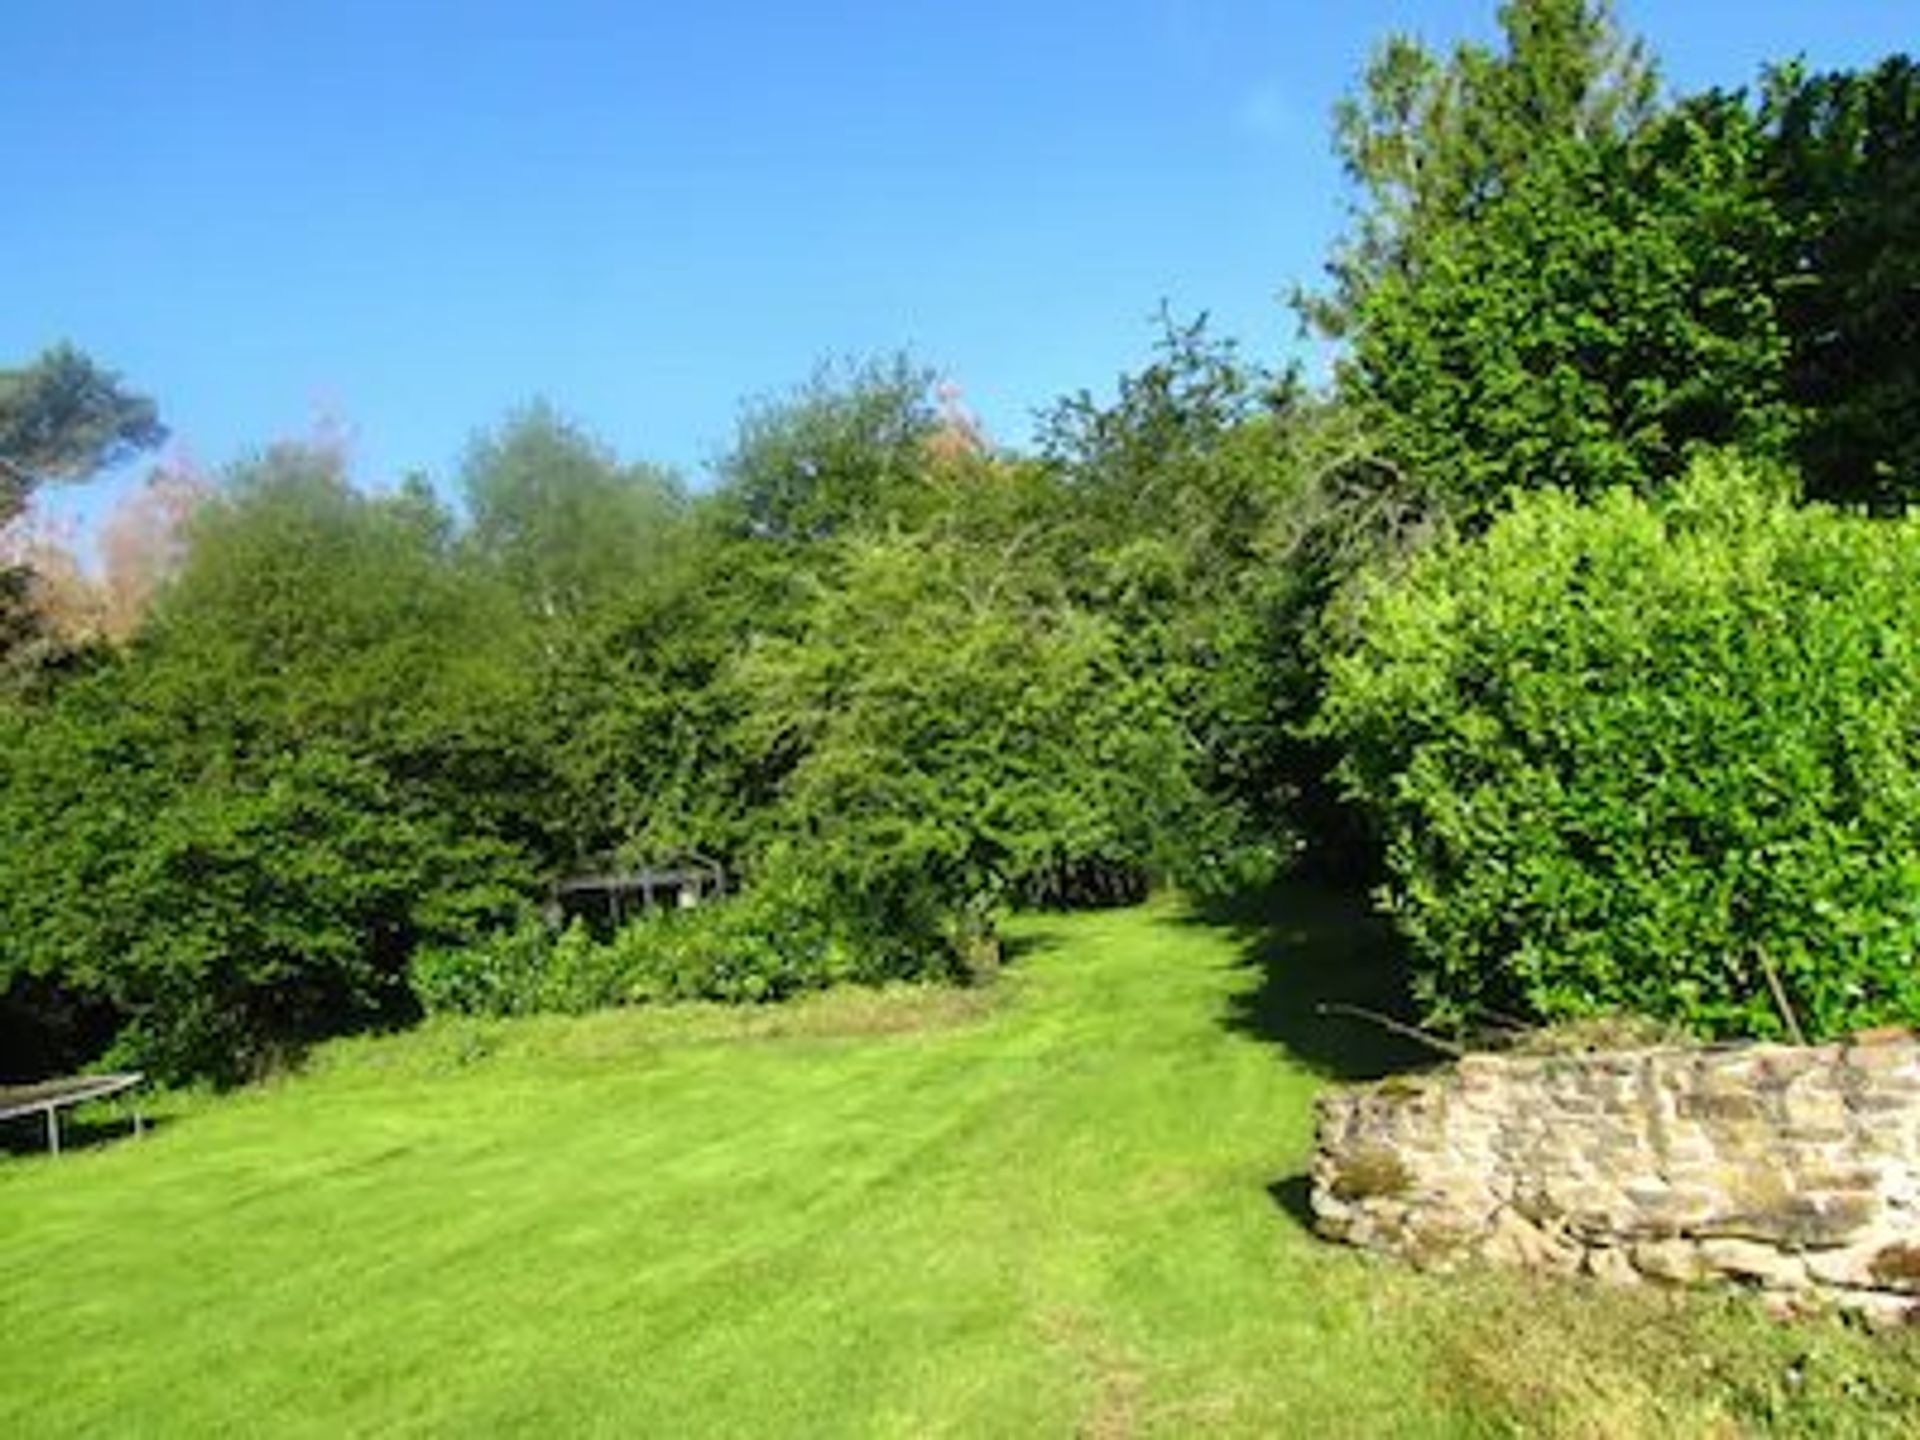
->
[5,1,1912,527]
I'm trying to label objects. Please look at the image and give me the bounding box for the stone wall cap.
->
[1848,1026,1915,1046]
[1321,1031,1920,1103]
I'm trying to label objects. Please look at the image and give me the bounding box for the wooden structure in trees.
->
[549,853,726,932]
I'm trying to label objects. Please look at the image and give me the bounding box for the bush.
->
[0,711,533,1082]
[410,859,972,1020]
[1317,455,1920,1041]
[409,916,568,1017]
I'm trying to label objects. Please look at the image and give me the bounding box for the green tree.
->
[460,401,685,624]
[0,344,166,525]
[1038,316,1302,884]
[1763,56,1920,509]
[530,517,803,871]
[0,445,547,1079]
[1304,0,1656,343]
[1345,93,1794,515]
[731,529,1211,961]
[715,355,942,543]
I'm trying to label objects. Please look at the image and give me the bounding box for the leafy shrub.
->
[0,458,547,1082]
[410,858,970,1020]
[409,916,567,1017]
[0,720,533,1082]
[1317,455,1920,1040]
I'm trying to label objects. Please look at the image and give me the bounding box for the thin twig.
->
[1475,1007,1536,1034]
[1315,1002,1466,1059]
[1754,946,1807,1047]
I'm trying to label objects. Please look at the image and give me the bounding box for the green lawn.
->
[3,889,1916,1437]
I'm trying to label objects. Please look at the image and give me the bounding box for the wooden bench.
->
[0,1073,145,1155]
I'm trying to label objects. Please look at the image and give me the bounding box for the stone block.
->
[1678,1091,1767,1123]
[1867,1242,1920,1294]
[1805,1231,1907,1290]
[1782,1192,1882,1248]
[1632,1238,1708,1284]
[1844,1091,1920,1117]
[1583,1244,1641,1287]
[1843,1041,1920,1075]
[1324,1142,1413,1204]
[1837,1291,1920,1331]
[1624,1184,1718,1233]
[1454,1055,1507,1086]
[1756,1047,1826,1083]
[1698,1238,1808,1289]
[1853,1030,1920,1052]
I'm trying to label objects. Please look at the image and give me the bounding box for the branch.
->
[1754,946,1807,1047]
[1315,1001,1466,1059]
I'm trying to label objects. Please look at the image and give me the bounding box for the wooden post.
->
[45,1104,59,1157]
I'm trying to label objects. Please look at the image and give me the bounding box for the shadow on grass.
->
[1188,876,1444,1240]
[997,928,1064,968]
[0,1108,163,1159]
[1191,875,1438,1083]
[1264,1174,1317,1231]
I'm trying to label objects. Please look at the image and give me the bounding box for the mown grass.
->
[3,887,1918,1437]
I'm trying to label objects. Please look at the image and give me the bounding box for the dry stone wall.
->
[1311,1033,1920,1322]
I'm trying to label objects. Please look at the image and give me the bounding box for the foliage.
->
[0,343,166,523]
[1318,10,1920,525]
[0,704,530,1080]
[460,399,685,623]
[151,446,556,853]
[0,344,169,690]
[732,528,1222,940]
[1318,456,1920,1040]
[1304,0,1657,344]
[1763,55,1920,510]
[406,914,570,1018]
[1037,315,1304,882]
[411,864,941,1020]
[525,517,804,871]
[1345,95,1795,516]
[0,449,543,1080]
[714,353,942,543]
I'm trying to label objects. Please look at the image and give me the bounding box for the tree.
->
[1763,56,1920,509]
[0,344,166,525]
[0,445,551,1078]
[95,459,211,639]
[1038,315,1303,884]
[730,529,1212,957]
[0,345,168,687]
[1344,94,1794,515]
[460,401,684,624]
[714,355,942,543]
[1304,0,1657,343]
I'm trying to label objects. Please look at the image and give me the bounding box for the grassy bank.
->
[3,890,1915,1436]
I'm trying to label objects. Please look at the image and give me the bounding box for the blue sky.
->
[5,1,1913,528]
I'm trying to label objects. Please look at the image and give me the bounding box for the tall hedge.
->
[1318,456,1920,1041]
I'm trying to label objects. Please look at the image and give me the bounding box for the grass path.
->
[3,892,1915,1436]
